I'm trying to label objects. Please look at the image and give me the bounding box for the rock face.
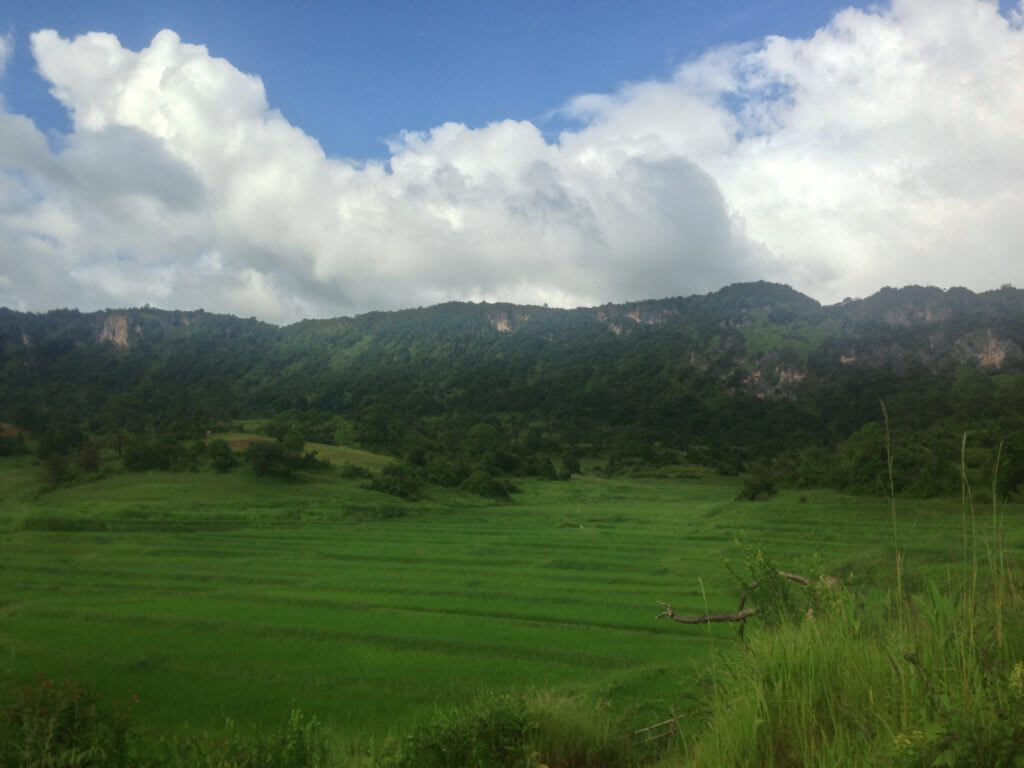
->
[744,362,808,400]
[99,314,136,348]
[954,330,1019,370]
[489,309,530,333]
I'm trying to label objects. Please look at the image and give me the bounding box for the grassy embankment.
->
[1,439,1022,765]
[665,438,1024,767]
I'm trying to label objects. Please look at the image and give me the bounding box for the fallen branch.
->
[777,571,810,586]
[656,602,758,624]
[656,570,821,633]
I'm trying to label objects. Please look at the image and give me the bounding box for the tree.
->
[101,395,143,457]
[463,423,499,456]
[207,439,237,473]
[247,442,297,478]
[282,428,306,454]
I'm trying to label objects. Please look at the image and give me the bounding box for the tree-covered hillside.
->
[3,281,1024,494]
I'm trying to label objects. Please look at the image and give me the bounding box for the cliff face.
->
[99,314,138,348]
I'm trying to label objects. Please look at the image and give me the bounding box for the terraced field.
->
[1,456,1020,746]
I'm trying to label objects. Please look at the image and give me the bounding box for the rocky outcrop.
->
[99,314,138,348]
[745,363,808,400]
[489,309,530,333]
[953,330,1020,370]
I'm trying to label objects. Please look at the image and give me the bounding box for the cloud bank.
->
[1,0,1023,323]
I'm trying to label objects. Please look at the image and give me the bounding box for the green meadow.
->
[2,453,1023,760]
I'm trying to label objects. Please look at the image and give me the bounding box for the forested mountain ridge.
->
[3,281,1024,495]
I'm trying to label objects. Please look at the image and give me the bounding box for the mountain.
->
[3,282,1023,493]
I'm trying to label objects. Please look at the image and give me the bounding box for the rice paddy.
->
[1,455,1020,747]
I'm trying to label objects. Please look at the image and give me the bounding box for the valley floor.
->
[1,458,1021,759]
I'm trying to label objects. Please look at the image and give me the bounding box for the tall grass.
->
[675,428,1024,767]
[0,682,334,768]
[373,690,633,768]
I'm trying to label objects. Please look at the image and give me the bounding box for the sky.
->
[1,0,1023,324]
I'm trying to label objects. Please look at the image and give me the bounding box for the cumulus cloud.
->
[0,32,11,78]
[1,0,1023,322]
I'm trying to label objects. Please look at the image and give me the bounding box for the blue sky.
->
[3,1,851,159]
[1,1,1023,322]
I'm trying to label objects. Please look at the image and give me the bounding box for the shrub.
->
[207,439,237,473]
[376,691,631,768]
[736,465,777,501]
[421,455,471,487]
[365,462,422,500]
[247,441,300,478]
[461,469,514,501]
[0,678,135,768]
[522,455,558,481]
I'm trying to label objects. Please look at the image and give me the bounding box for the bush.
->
[421,455,471,487]
[522,455,558,480]
[247,441,300,478]
[0,679,135,768]
[736,465,777,501]
[365,462,422,500]
[376,692,631,768]
[207,438,237,473]
[461,470,514,501]
[0,681,332,768]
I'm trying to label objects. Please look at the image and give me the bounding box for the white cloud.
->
[1,0,1023,322]
[559,0,1024,301]
[0,32,11,79]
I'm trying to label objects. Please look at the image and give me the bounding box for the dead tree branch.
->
[656,570,818,634]
[777,571,810,586]
[656,602,758,624]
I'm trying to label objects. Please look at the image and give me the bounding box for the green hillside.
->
[3,282,1024,497]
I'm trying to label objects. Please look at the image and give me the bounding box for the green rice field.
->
[1,455,1021,747]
